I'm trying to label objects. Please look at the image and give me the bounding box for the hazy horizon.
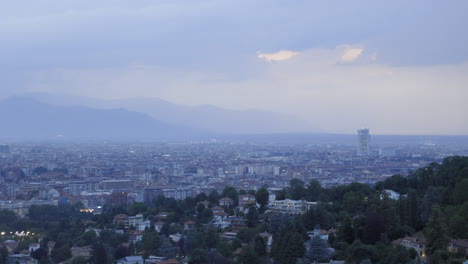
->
[1,1,468,135]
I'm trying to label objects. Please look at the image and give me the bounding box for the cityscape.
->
[1,1,467,264]
[0,130,467,263]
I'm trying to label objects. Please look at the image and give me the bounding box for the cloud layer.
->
[1,0,467,134]
[257,50,299,62]
[24,46,468,135]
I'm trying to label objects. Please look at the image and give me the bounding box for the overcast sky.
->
[1,0,467,135]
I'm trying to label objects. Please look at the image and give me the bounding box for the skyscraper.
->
[357,128,370,156]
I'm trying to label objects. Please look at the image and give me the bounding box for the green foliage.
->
[452,179,468,204]
[222,186,239,206]
[289,179,306,200]
[0,246,9,264]
[92,243,109,264]
[425,205,449,254]
[80,230,97,246]
[113,245,130,260]
[232,238,242,251]
[127,202,147,216]
[140,229,161,258]
[71,256,88,264]
[216,241,233,258]
[246,205,259,227]
[157,240,176,259]
[208,190,220,204]
[236,228,258,244]
[255,188,269,212]
[363,211,386,244]
[239,244,262,264]
[339,216,355,244]
[306,179,323,201]
[189,248,208,264]
[306,236,331,263]
[0,209,18,231]
[272,231,305,264]
[51,244,72,263]
[345,240,376,264]
[254,235,267,256]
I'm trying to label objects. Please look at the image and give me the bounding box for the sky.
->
[1,0,468,135]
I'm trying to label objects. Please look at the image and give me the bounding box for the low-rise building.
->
[238,194,256,208]
[267,199,317,215]
[392,236,427,259]
[116,256,144,264]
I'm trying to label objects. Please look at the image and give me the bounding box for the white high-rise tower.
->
[357,128,370,156]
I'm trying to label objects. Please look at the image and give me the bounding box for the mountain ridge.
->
[19,93,322,134]
[0,96,199,140]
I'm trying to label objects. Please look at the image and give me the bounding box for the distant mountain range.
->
[0,94,320,140]
[21,93,320,135]
[0,97,196,140]
[2,96,468,143]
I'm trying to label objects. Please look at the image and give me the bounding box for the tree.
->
[425,205,449,255]
[114,245,130,260]
[340,216,355,244]
[92,243,108,264]
[208,190,220,204]
[385,246,410,264]
[128,202,147,215]
[239,245,259,264]
[306,179,322,201]
[189,248,208,264]
[452,179,468,204]
[232,238,242,251]
[0,246,9,264]
[223,186,239,206]
[140,230,162,258]
[290,179,306,200]
[255,188,269,212]
[31,248,48,261]
[363,211,386,244]
[217,241,233,258]
[246,205,259,227]
[307,236,331,263]
[197,203,205,215]
[72,256,88,264]
[254,235,267,256]
[158,241,177,259]
[272,231,305,264]
[81,229,97,246]
[51,244,72,263]
[346,240,376,264]
[377,193,400,239]
[204,228,219,249]
[0,209,17,227]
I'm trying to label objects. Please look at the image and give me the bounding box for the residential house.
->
[392,236,427,259]
[128,230,144,243]
[259,233,273,247]
[116,256,144,264]
[113,214,128,227]
[184,221,196,230]
[154,221,165,233]
[219,197,234,207]
[220,232,237,240]
[238,194,256,208]
[449,239,468,256]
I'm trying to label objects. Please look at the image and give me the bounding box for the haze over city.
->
[1,1,467,136]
